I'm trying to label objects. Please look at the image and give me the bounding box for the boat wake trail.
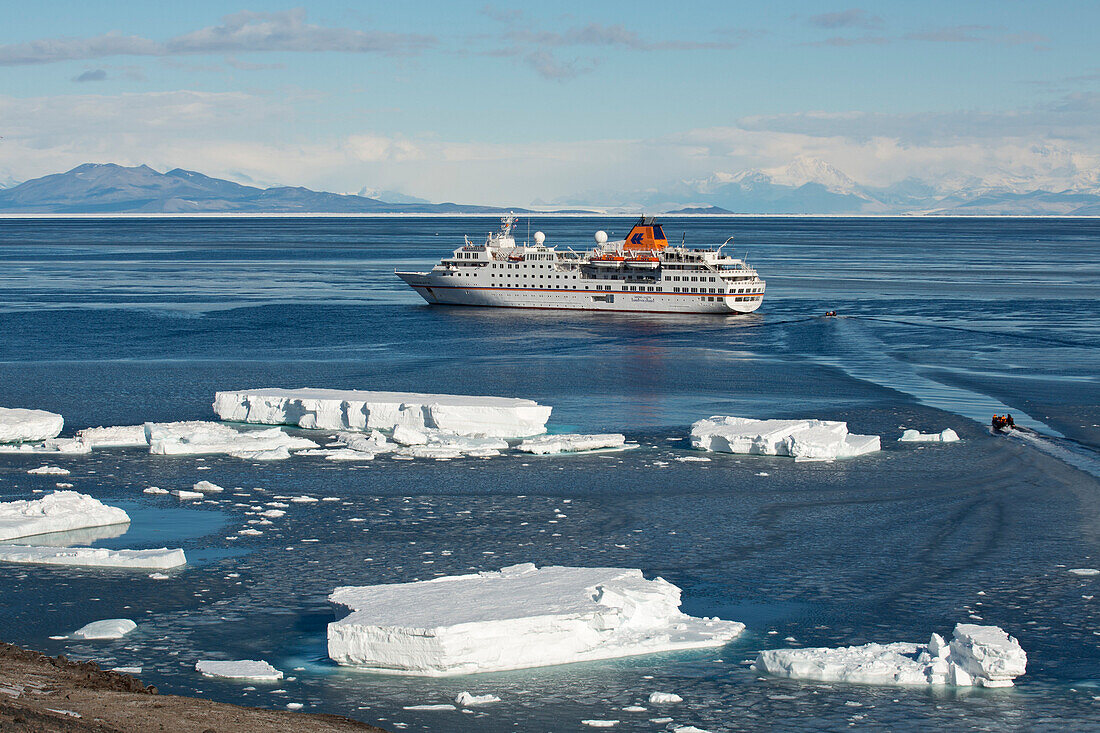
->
[808,317,1100,477]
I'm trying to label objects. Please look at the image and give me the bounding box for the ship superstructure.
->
[396,216,766,314]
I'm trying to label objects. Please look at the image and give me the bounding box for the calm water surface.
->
[1,217,1099,732]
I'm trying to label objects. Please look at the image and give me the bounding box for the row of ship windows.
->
[444,271,755,291]
[448,269,723,284]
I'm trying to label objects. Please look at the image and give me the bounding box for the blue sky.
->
[1,1,1098,203]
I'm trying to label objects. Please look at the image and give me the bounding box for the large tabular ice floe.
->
[517,434,635,455]
[754,624,1026,688]
[144,421,317,457]
[899,428,960,443]
[0,491,130,542]
[0,545,185,569]
[195,659,283,682]
[0,407,64,443]
[327,563,744,675]
[213,388,552,438]
[690,417,880,460]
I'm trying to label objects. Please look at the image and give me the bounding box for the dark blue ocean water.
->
[1,216,1099,732]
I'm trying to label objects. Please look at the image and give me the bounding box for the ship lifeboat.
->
[507,253,524,262]
[625,255,660,270]
[588,254,625,268]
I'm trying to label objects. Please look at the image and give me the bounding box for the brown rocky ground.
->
[0,643,387,733]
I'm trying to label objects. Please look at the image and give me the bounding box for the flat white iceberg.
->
[213,388,552,438]
[74,425,149,448]
[144,421,317,457]
[0,407,64,443]
[192,480,224,493]
[690,417,880,460]
[0,491,129,542]
[753,623,1026,687]
[64,619,136,640]
[517,434,632,455]
[327,563,744,675]
[195,659,283,682]
[0,545,186,569]
[899,428,960,443]
[27,466,70,475]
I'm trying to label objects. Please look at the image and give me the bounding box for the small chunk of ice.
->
[0,491,129,542]
[0,545,185,569]
[455,692,501,706]
[63,619,136,640]
[196,659,283,682]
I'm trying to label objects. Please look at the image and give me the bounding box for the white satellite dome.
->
[594,230,608,244]
[533,231,545,244]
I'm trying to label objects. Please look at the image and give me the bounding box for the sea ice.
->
[27,466,70,475]
[327,563,744,675]
[0,545,186,569]
[517,434,632,455]
[455,692,501,706]
[690,417,880,459]
[195,660,283,682]
[74,425,149,448]
[144,421,317,457]
[1068,568,1100,576]
[0,491,129,542]
[213,388,552,438]
[899,429,960,443]
[171,489,203,500]
[0,438,91,455]
[753,623,1026,687]
[392,426,429,446]
[143,487,169,495]
[63,619,136,640]
[229,446,292,461]
[0,407,64,443]
[192,480,224,493]
[648,692,683,704]
[582,721,619,728]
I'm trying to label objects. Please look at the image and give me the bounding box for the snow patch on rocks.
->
[327,563,744,675]
[899,428,960,443]
[0,408,64,443]
[213,388,551,438]
[196,660,283,682]
[0,491,129,542]
[0,545,185,569]
[690,417,880,459]
[753,624,1026,687]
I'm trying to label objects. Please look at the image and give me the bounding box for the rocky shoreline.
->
[0,642,386,732]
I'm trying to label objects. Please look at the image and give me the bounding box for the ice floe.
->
[517,434,634,455]
[0,545,185,569]
[27,466,70,475]
[0,491,129,542]
[196,660,283,682]
[0,438,91,455]
[171,489,203,500]
[327,563,744,675]
[753,624,1026,687]
[0,407,64,443]
[213,388,551,438]
[192,480,224,493]
[1068,568,1100,576]
[143,487,169,495]
[690,417,880,460]
[144,421,317,457]
[74,425,149,448]
[648,692,683,704]
[899,428,960,443]
[59,619,136,640]
[455,692,501,706]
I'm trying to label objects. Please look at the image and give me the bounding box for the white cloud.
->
[1,90,1099,204]
[0,9,433,66]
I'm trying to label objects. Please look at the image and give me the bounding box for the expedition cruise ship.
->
[396,216,765,314]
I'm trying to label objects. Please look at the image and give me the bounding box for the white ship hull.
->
[396,216,766,315]
[396,273,764,314]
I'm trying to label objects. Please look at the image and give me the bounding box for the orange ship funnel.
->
[624,216,668,252]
